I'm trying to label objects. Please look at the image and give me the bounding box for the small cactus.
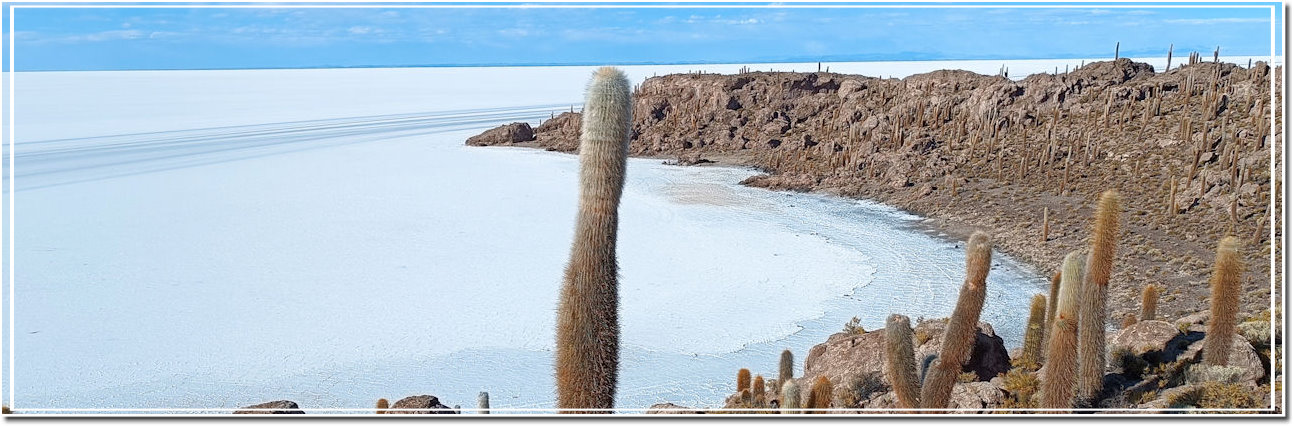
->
[376,398,389,415]
[884,314,921,409]
[752,375,766,407]
[807,376,833,413]
[920,231,993,409]
[779,349,794,387]
[1120,313,1138,329]
[781,381,802,414]
[738,368,752,393]
[1141,285,1159,321]
[477,392,490,414]
[1203,237,1244,366]
[1019,294,1048,370]
[1045,271,1061,343]
[1041,251,1086,411]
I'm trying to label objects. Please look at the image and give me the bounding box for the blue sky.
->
[3,3,1284,71]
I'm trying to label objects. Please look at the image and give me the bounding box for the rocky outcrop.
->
[467,60,1280,323]
[465,122,534,146]
[387,395,456,414]
[233,400,305,414]
[533,112,582,152]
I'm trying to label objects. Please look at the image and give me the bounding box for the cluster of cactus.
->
[732,349,801,413]
[554,67,633,413]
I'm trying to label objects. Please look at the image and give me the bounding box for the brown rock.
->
[387,395,456,414]
[913,320,1011,381]
[465,122,534,146]
[647,403,703,414]
[233,400,305,414]
[946,381,1008,412]
[1108,320,1188,363]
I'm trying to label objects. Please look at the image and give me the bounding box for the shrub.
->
[843,317,866,335]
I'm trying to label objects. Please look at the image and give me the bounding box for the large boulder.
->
[387,395,456,414]
[465,122,535,146]
[233,400,305,414]
[1108,320,1190,363]
[1178,334,1266,384]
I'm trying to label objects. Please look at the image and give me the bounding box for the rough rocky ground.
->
[468,58,1283,328]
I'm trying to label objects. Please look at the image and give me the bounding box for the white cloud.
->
[348,26,374,35]
[1165,17,1268,25]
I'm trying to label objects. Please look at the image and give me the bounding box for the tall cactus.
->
[884,314,921,409]
[779,349,795,388]
[920,231,993,409]
[1019,294,1048,370]
[1203,237,1244,366]
[1041,251,1086,411]
[1077,190,1120,407]
[781,381,802,414]
[1140,284,1159,321]
[555,67,633,412]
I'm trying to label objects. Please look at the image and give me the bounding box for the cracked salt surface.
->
[7,66,1047,413]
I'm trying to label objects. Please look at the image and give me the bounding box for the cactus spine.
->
[1020,294,1048,370]
[920,231,993,409]
[807,376,833,413]
[779,349,795,387]
[477,392,490,414]
[781,381,802,414]
[1203,237,1244,366]
[1077,191,1120,407]
[555,67,633,412]
[1140,285,1159,321]
[376,398,389,415]
[884,314,921,409]
[1041,251,1086,410]
[752,375,766,407]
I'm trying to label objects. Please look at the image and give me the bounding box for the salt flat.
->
[3,61,1066,412]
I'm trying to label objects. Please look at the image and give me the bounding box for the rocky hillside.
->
[467,59,1283,325]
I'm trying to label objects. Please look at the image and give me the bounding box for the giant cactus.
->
[920,231,992,409]
[555,67,633,412]
[1077,190,1120,407]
